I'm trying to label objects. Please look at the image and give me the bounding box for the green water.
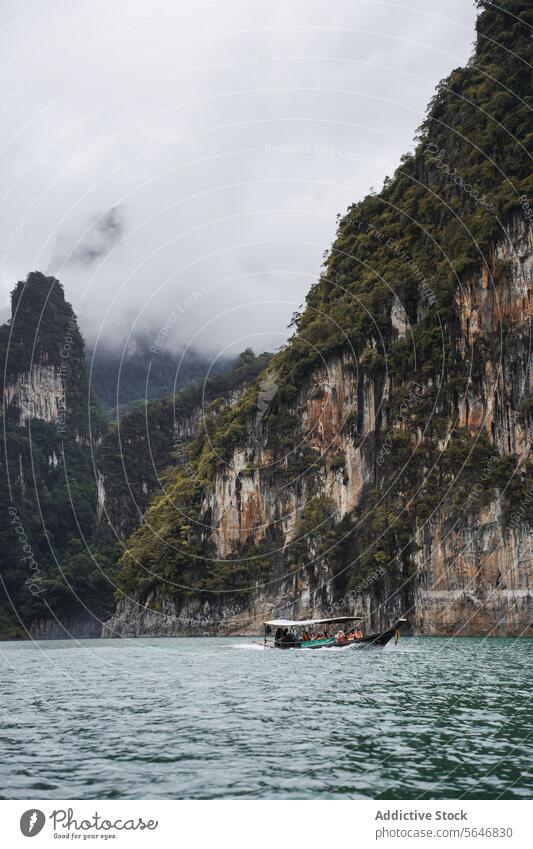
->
[0,636,531,799]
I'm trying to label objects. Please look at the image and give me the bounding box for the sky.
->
[0,0,478,360]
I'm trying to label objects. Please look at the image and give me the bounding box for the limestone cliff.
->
[105,227,533,636]
[4,364,66,426]
[1,272,91,437]
[94,350,270,541]
[0,272,110,640]
[105,0,533,638]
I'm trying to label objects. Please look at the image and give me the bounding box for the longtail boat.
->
[263,616,406,650]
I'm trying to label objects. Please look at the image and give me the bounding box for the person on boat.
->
[355,628,363,639]
[335,630,348,645]
[314,631,324,640]
[302,631,311,642]
[274,627,284,646]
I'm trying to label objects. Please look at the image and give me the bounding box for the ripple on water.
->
[0,636,532,799]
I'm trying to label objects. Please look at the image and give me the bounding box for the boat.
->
[263,616,407,650]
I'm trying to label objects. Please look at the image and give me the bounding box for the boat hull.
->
[274,621,403,650]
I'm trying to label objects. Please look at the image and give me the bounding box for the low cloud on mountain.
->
[0,0,477,358]
[49,206,124,269]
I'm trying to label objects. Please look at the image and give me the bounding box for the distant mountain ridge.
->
[87,338,229,416]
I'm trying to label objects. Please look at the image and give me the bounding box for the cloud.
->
[0,0,478,357]
[49,206,124,270]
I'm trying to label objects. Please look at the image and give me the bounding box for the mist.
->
[0,0,477,359]
[49,206,124,270]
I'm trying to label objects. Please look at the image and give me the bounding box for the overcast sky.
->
[0,0,477,359]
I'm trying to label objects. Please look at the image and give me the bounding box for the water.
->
[0,637,531,800]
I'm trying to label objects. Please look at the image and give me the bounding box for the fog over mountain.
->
[0,0,476,359]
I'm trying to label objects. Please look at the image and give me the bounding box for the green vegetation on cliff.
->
[116,0,533,609]
[0,273,115,638]
[96,348,271,541]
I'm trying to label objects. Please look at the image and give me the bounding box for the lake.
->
[0,636,531,799]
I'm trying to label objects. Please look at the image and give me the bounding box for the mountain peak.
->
[1,271,83,382]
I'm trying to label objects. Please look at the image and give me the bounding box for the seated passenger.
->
[302,631,311,641]
[335,630,347,645]
[355,628,363,639]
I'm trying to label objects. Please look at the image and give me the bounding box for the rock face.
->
[455,215,533,455]
[104,215,533,638]
[104,218,533,636]
[0,272,110,641]
[105,1,533,639]
[105,214,533,638]
[4,365,66,426]
[30,614,102,640]
[413,506,532,636]
[203,353,374,558]
[94,352,269,541]
[1,272,92,440]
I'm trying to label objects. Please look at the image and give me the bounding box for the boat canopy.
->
[264,616,361,627]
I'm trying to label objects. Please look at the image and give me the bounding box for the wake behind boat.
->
[263,616,407,650]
